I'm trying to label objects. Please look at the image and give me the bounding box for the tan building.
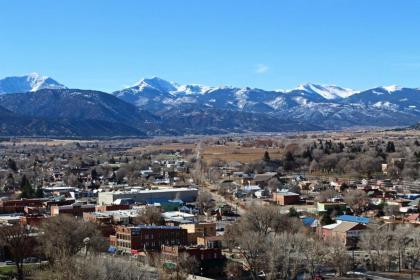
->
[180,222,216,244]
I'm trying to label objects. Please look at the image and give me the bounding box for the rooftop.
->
[336,215,369,224]
[102,187,198,195]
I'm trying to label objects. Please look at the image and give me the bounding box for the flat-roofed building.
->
[97,188,198,205]
[180,222,216,244]
[272,191,300,205]
[110,225,188,253]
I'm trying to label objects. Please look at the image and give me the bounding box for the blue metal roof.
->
[336,215,369,224]
[302,217,316,226]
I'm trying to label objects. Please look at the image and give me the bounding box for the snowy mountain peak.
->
[0,73,66,94]
[134,77,178,93]
[295,83,357,100]
[174,84,212,95]
[382,85,400,92]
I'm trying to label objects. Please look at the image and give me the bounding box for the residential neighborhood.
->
[0,132,418,279]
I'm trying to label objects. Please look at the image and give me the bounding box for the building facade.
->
[110,225,188,253]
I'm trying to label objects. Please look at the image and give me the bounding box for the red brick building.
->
[110,225,188,253]
[0,198,48,213]
[272,191,300,205]
[50,203,96,217]
[161,245,226,277]
[95,204,130,212]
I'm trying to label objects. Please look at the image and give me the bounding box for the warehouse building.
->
[97,187,198,205]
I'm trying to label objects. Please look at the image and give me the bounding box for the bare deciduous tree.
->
[132,206,164,225]
[0,225,34,280]
[343,189,369,215]
[38,215,107,265]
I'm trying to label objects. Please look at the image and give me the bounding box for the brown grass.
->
[1,139,96,146]
[127,143,196,153]
[202,144,283,164]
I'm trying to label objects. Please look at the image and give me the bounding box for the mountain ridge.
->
[1,74,420,137]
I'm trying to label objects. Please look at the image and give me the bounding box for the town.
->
[0,129,418,280]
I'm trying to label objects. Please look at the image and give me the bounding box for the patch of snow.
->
[266,96,286,109]
[382,85,400,92]
[293,83,357,99]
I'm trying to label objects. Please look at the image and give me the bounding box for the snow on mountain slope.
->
[294,83,357,100]
[0,73,66,94]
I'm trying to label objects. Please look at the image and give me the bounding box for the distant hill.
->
[0,89,159,137]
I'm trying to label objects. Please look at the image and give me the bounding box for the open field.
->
[0,139,96,147]
[201,144,283,163]
[127,143,197,153]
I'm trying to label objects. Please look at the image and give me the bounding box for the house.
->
[272,191,300,205]
[302,217,319,231]
[404,213,420,225]
[317,221,366,246]
[252,172,277,187]
[255,189,270,199]
[242,185,261,194]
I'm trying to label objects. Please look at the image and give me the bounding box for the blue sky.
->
[1,0,420,92]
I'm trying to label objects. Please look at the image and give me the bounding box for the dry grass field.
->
[127,143,197,153]
[201,144,283,164]
[0,139,96,146]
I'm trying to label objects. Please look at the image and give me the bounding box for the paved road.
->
[207,184,246,216]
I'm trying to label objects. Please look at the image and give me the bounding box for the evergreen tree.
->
[386,141,396,153]
[320,213,334,225]
[20,175,35,198]
[91,168,98,180]
[262,151,271,162]
[4,173,15,192]
[288,207,299,218]
[7,158,18,172]
[35,186,44,198]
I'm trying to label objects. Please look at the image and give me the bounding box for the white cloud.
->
[255,64,269,74]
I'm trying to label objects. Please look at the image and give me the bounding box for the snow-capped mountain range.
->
[0,73,66,94]
[1,73,420,136]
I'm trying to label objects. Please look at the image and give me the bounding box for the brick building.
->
[50,203,96,217]
[0,198,48,213]
[272,191,300,205]
[161,245,226,277]
[110,225,188,253]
